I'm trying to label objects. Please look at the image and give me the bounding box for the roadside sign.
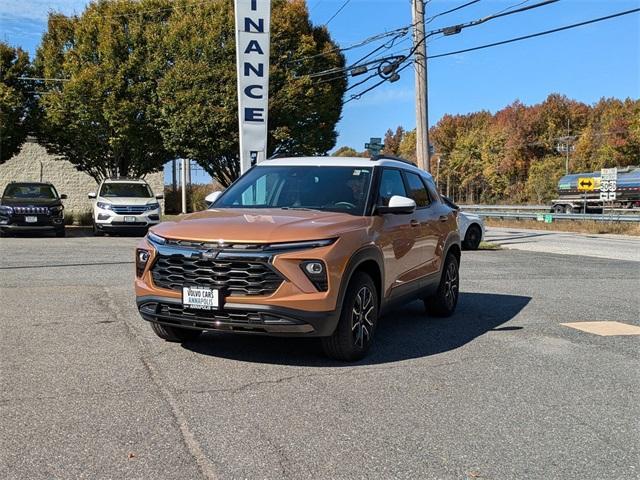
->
[600,167,618,200]
[365,137,384,155]
[544,214,553,223]
[577,177,595,191]
[536,214,544,222]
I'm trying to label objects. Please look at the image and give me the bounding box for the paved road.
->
[485,226,640,262]
[1,233,638,479]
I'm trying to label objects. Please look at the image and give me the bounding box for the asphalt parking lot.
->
[1,230,639,479]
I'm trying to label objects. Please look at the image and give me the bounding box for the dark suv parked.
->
[0,182,67,237]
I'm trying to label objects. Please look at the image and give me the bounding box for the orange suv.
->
[135,156,460,360]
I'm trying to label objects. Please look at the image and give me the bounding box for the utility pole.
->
[412,0,430,173]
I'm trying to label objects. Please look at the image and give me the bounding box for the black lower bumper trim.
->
[136,295,339,337]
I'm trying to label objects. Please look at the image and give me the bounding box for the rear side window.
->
[377,169,407,206]
[403,172,430,207]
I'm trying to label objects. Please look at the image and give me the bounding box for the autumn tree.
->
[381,126,404,156]
[35,2,174,181]
[0,43,32,163]
[157,0,346,186]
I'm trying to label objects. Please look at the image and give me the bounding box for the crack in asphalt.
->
[101,287,220,480]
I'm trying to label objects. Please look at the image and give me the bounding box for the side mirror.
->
[88,192,96,199]
[155,194,164,200]
[205,191,223,207]
[60,194,67,200]
[376,195,416,215]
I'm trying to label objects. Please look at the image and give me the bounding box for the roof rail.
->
[106,176,143,181]
[370,154,417,167]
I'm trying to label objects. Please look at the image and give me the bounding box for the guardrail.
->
[460,204,639,214]
[474,211,640,223]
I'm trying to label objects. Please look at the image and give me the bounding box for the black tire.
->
[150,322,202,342]
[462,224,482,250]
[552,204,564,214]
[93,222,104,236]
[564,205,573,214]
[321,272,378,362]
[424,252,460,317]
[55,228,66,238]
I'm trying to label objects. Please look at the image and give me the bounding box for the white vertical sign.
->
[235,0,271,174]
[600,167,618,201]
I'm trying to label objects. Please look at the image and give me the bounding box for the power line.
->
[426,0,481,25]
[324,0,352,26]
[428,7,640,60]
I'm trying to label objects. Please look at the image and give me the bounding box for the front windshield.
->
[216,165,373,215]
[2,184,58,200]
[100,183,152,198]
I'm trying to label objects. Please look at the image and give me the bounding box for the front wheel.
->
[55,228,66,237]
[150,322,202,342]
[424,252,460,317]
[321,272,378,361]
[93,222,104,236]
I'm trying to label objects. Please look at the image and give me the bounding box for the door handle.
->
[410,219,419,227]
[439,215,448,222]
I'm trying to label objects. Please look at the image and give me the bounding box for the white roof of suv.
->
[262,156,433,178]
[101,178,149,184]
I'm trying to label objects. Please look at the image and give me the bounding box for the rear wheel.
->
[321,272,378,361]
[150,322,202,342]
[424,252,459,317]
[564,205,573,214]
[462,224,482,250]
[55,227,66,237]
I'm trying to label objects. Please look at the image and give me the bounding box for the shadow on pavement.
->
[182,292,531,367]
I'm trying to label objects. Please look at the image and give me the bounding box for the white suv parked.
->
[88,178,162,236]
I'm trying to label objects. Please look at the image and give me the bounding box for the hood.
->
[0,197,62,207]
[151,208,370,243]
[98,196,156,206]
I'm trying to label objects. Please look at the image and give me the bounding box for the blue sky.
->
[2,0,639,184]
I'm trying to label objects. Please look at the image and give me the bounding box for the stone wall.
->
[0,140,165,214]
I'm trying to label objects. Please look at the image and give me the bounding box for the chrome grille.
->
[151,253,284,296]
[13,206,50,215]
[112,205,147,215]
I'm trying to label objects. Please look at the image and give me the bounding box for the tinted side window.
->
[377,169,407,206]
[404,172,430,207]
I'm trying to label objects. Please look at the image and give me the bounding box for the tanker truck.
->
[550,166,640,213]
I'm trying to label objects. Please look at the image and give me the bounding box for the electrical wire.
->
[426,0,481,25]
[324,0,352,26]
[428,7,640,60]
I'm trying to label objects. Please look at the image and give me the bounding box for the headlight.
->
[136,249,150,277]
[265,238,337,251]
[96,201,112,210]
[0,205,13,215]
[50,205,64,214]
[145,202,160,211]
[147,231,166,245]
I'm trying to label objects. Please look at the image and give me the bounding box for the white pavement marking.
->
[485,227,640,262]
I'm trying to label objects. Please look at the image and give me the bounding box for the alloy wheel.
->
[351,286,375,348]
[443,261,459,310]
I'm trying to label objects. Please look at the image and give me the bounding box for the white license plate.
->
[25,216,38,223]
[124,216,136,223]
[182,286,219,310]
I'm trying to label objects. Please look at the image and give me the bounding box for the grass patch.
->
[485,218,640,236]
[478,241,501,250]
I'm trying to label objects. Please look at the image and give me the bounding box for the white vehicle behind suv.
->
[89,178,162,236]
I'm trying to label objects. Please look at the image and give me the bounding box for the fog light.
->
[136,249,150,277]
[300,260,328,292]
[97,213,111,220]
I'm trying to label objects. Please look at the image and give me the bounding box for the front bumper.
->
[137,295,339,337]
[95,212,160,230]
[0,215,64,233]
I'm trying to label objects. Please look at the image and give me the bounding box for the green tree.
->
[525,156,564,204]
[333,146,358,157]
[35,2,174,181]
[157,0,346,186]
[0,43,31,163]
